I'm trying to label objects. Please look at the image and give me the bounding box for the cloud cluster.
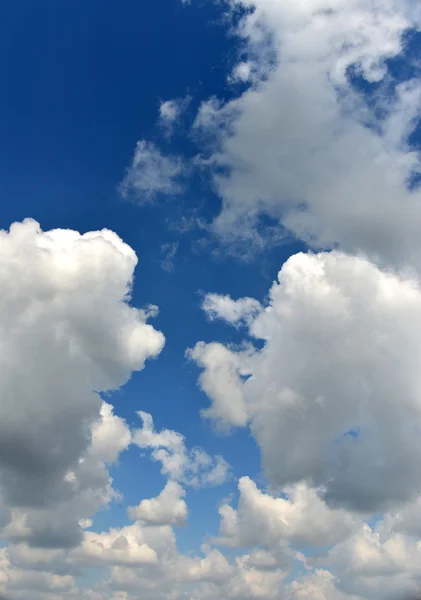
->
[0,219,164,549]
[133,411,231,488]
[191,251,421,513]
[5,0,421,597]
[191,0,421,268]
[0,219,165,597]
[216,476,360,548]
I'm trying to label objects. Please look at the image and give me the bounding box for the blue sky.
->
[2,1,421,600]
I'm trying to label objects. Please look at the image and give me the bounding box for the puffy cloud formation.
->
[0,219,164,549]
[216,476,360,548]
[193,0,421,267]
[0,219,166,597]
[133,411,231,487]
[190,250,421,513]
[313,524,421,599]
[71,523,158,568]
[187,343,251,430]
[127,481,188,527]
[119,140,184,202]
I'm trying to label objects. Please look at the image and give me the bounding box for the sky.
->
[1,0,421,599]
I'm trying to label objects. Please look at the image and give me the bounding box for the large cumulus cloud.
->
[0,219,165,549]
[190,251,421,513]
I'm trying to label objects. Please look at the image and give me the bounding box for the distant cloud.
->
[202,293,262,328]
[127,480,188,527]
[119,140,184,203]
[160,241,179,273]
[133,411,231,488]
[159,97,191,134]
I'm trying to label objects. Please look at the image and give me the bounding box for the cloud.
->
[71,523,158,568]
[190,250,421,513]
[202,293,262,328]
[191,0,421,267]
[133,412,231,488]
[159,97,191,134]
[119,140,184,203]
[187,342,251,430]
[160,242,179,273]
[216,476,360,548]
[127,481,188,527]
[314,524,421,599]
[0,218,164,552]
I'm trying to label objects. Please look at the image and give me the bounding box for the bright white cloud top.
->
[193,251,421,512]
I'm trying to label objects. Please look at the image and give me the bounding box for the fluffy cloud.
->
[104,542,292,600]
[71,523,158,568]
[0,218,164,595]
[216,476,360,548]
[190,250,421,513]
[192,0,421,268]
[202,293,262,328]
[187,343,251,430]
[119,140,184,202]
[127,481,188,527]
[133,412,231,487]
[315,524,421,599]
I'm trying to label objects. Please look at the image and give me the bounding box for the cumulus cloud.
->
[191,0,421,267]
[0,218,165,596]
[187,343,252,430]
[133,412,231,487]
[127,481,188,527]
[314,524,421,599]
[190,250,421,513]
[71,523,158,568]
[119,140,184,202]
[216,476,360,548]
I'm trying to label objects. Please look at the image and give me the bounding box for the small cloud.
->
[228,61,252,83]
[160,242,179,273]
[132,411,231,488]
[159,97,191,135]
[119,140,184,203]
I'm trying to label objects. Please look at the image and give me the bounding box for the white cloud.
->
[0,218,165,597]
[190,251,421,513]
[192,0,421,268]
[127,481,188,527]
[90,402,132,466]
[71,523,158,568]
[132,412,231,488]
[187,343,251,430]
[159,98,191,134]
[119,140,184,202]
[202,293,262,328]
[216,476,360,548]
[315,524,421,599]
[282,569,362,600]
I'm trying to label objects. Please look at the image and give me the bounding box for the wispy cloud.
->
[119,140,184,203]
